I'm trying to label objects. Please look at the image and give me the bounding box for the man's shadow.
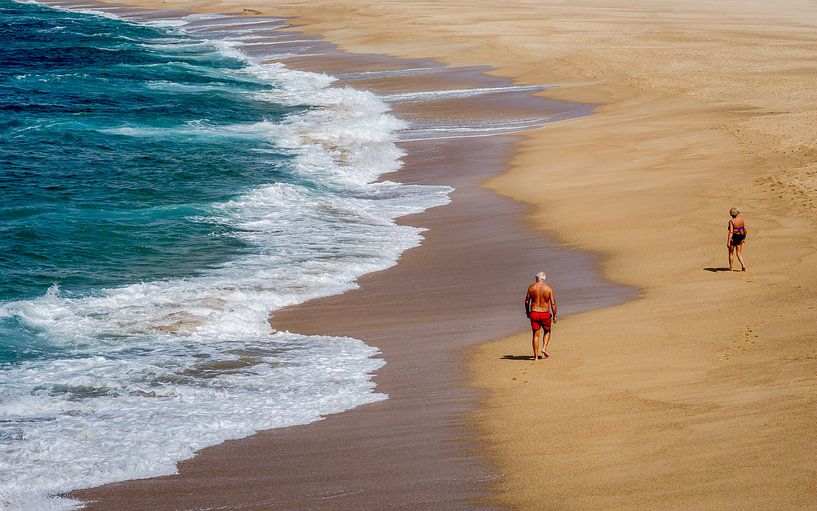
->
[703,267,731,272]
[501,355,536,361]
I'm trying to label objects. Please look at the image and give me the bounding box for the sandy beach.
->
[68,0,817,509]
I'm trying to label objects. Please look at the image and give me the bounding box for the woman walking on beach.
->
[727,207,748,271]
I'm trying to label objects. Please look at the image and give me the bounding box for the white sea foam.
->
[338,66,444,80]
[1,7,452,511]
[216,33,294,41]
[183,15,287,27]
[0,329,386,511]
[186,25,288,36]
[400,110,590,141]
[186,19,287,31]
[380,84,552,102]
[233,39,314,46]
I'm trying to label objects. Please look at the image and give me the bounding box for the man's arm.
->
[524,288,531,317]
[550,290,557,322]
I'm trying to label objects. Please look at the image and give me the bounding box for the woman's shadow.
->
[501,355,537,361]
[703,267,731,272]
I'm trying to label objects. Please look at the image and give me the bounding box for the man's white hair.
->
[535,271,547,281]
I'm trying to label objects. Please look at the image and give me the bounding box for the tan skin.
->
[727,214,748,271]
[524,277,557,360]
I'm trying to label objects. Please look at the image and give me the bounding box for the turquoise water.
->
[0,1,297,306]
[0,3,449,508]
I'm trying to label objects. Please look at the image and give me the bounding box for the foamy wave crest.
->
[0,7,451,510]
[0,329,383,511]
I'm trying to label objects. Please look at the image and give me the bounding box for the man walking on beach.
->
[525,272,557,360]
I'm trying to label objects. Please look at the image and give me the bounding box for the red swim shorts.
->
[529,311,551,332]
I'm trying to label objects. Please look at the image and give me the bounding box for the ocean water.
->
[0,2,451,509]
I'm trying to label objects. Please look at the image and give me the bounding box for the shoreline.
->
[41,0,817,509]
[53,2,633,509]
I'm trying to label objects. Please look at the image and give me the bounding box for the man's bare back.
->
[524,272,557,360]
[526,281,554,313]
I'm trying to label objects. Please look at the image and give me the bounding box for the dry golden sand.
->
[105,0,817,508]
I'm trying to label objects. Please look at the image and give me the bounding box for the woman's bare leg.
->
[728,243,735,271]
[736,243,746,271]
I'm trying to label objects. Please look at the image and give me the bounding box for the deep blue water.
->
[0,1,299,306]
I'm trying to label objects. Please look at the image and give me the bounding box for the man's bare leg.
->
[542,330,551,358]
[531,330,540,360]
